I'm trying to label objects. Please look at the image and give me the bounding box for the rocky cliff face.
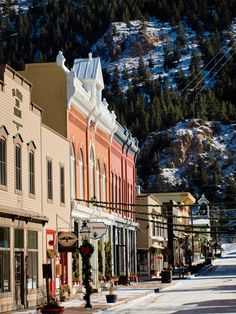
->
[138,119,236,199]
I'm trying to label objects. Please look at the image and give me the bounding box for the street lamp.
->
[79,221,94,308]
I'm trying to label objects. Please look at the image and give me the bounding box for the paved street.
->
[100,245,236,314]
[11,244,236,314]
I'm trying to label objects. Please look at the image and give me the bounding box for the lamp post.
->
[79,221,94,308]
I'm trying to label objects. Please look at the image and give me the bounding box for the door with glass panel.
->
[15,252,24,308]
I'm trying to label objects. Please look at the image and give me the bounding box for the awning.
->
[0,207,48,225]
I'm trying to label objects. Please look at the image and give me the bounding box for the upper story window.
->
[96,160,100,201]
[47,159,53,201]
[28,141,36,196]
[15,145,22,191]
[102,165,107,203]
[29,151,35,195]
[60,165,65,204]
[13,133,23,193]
[89,146,95,200]
[79,149,84,200]
[70,144,75,199]
[0,137,6,187]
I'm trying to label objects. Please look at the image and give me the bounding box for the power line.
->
[194,47,236,98]
[179,33,236,96]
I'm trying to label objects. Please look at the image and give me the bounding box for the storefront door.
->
[15,252,24,309]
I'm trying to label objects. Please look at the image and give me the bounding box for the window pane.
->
[29,152,35,195]
[15,229,24,248]
[0,251,10,292]
[0,227,9,248]
[27,251,38,289]
[47,160,53,200]
[28,230,38,249]
[0,138,6,186]
[60,166,65,204]
[15,145,22,190]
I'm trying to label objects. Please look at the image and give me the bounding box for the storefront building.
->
[136,194,167,278]
[20,51,139,289]
[0,65,71,312]
[0,65,46,312]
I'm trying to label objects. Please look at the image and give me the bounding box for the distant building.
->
[136,194,167,278]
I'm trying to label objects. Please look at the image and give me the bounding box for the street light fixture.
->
[79,221,94,308]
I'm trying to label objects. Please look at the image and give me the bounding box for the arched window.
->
[89,146,95,199]
[0,137,6,186]
[79,149,84,200]
[70,144,76,199]
[96,160,100,201]
[102,165,107,203]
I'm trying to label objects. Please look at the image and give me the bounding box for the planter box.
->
[41,307,64,314]
[106,294,117,303]
[161,270,172,283]
[118,275,130,285]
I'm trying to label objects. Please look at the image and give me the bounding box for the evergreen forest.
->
[1,0,236,140]
[1,0,236,198]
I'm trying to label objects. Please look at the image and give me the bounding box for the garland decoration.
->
[79,241,94,308]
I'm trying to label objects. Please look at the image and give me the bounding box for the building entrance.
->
[15,252,24,309]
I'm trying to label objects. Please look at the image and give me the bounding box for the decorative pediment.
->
[27,140,36,152]
[0,125,9,138]
[13,133,23,145]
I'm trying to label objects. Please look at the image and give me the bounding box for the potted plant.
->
[105,280,117,303]
[59,285,71,302]
[40,298,64,314]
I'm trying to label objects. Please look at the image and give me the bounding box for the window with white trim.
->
[29,151,35,195]
[0,137,6,186]
[27,230,38,289]
[79,149,84,199]
[47,159,53,200]
[89,147,95,199]
[0,227,10,293]
[60,165,65,204]
[102,165,107,203]
[96,160,100,201]
[70,145,75,199]
[15,144,22,191]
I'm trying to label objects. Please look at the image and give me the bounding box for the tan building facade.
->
[136,194,167,278]
[0,65,71,312]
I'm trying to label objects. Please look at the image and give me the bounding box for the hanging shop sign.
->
[86,222,108,240]
[58,231,77,252]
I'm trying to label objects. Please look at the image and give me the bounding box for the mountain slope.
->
[138,119,236,201]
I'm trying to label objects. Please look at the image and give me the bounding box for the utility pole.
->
[167,200,174,267]
[190,206,194,263]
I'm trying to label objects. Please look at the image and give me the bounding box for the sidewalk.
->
[10,277,190,314]
[61,278,187,314]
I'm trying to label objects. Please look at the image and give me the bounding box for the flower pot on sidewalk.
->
[106,294,118,303]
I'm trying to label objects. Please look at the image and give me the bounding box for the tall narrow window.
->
[0,138,6,186]
[0,227,10,293]
[47,160,53,200]
[60,166,65,204]
[29,151,35,195]
[27,230,38,289]
[102,165,107,203]
[79,149,84,200]
[70,145,75,199]
[15,145,22,191]
[89,147,95,199]
[96,160,100,201]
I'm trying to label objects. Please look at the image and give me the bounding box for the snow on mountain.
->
[139,119,236,198]
[93,18,198,88]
